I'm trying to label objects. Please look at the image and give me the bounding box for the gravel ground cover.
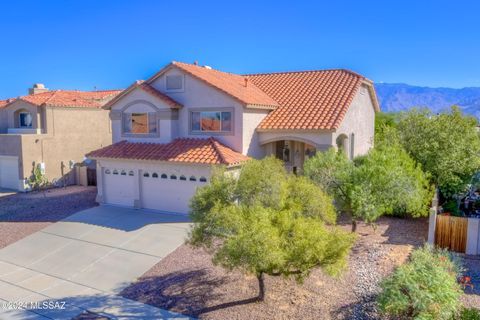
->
[122,216,429,320]
[0,186,97,249]
[461,255,480,309]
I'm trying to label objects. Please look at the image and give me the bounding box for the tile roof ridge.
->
[245,68,366,78]
[172,61,245,78]
[208,137,227,165]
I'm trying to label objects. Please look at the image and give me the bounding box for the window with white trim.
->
[191,111,232,133]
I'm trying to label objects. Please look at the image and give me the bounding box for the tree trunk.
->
[257,272,265,301]
[351,219,357,233]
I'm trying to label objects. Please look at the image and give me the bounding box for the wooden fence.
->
[435,215,468,253]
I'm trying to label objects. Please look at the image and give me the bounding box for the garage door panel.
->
[0,157,19,190]
[103,170,136,207]
[141,174,204,214]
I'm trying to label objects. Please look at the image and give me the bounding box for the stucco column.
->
[466,218,479,255]
[427,207,437,245]
[95,162,104,203]
[133,169,141,209]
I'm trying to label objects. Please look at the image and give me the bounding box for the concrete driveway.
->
[0,188,16,199]
[0,206,192,319]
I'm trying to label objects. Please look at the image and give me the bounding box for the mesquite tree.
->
[188,157,354,301]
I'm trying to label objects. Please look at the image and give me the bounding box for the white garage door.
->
[0,156,19,190]
[141,171,207,214]
[103,168,136,207]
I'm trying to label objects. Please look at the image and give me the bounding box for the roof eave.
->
[102,80,182,110]
[256,127,336,133]
[361,80,381,112]
[245,104,278,110]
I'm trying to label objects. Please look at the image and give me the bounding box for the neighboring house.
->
[87,61,380,214]
[0,84,121,190]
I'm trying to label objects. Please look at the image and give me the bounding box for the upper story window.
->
[166,75,184,92]
[191,111,232,133]
[19,112,33,128]
[123,113,157,134]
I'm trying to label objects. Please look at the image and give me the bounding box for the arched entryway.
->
[336,134,349,158]
[262,137,318,174]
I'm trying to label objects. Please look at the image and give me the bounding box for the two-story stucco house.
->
[87,61,380,214]
[0,85,121,190]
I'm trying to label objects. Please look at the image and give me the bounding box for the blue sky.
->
[1,0,480,99]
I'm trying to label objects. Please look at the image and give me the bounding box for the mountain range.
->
[374,83,480,120]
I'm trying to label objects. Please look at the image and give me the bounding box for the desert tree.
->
[188,157,354,301]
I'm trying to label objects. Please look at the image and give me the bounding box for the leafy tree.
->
[189,157,355,301]
[354,143,434,219]
[377,245,463,320]
[375,111,399,134]
[304,144,433,231]
[397,106,480,197]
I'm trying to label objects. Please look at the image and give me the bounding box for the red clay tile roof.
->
[167,62,279,108]
[103,80,182,109]
[5,90,122,108]
[0,99,9,108]
[87,137,250,166]
[247,69,376,130]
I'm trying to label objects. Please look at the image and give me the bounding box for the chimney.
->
[193,61,199,66]
[244,77,249,87]
[28,83,49,95]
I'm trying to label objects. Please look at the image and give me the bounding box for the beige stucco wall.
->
[0,104,112,190]
[3,101,41,131]
[334,84,376,157]
[0,107,8,133]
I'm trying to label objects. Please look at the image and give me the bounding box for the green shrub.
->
[460,308,480,320]
[377,245,462,320]
[443,199,462,216]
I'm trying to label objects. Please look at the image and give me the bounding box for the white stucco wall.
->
[242,109,270,158]
[258,131,334,151]
[334,84,376,157]
[110,87,177,144]
[150,68,246,153]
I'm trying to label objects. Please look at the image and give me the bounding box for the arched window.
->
[113,170,119,175]
[128,171,134,176]
[105,169,111,174]
[199,176,207,183]
[121,170,127,176]
[161,173,168,179]
[152,173,159,178]
[189,176,197,181]
[170,174,177,180]
[180,175,187,181]
[143,172,150,178]
[19,112,33,128]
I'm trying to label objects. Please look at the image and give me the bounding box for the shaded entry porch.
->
[264,140,318,174]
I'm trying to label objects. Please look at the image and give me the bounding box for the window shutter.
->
[148,112,157,134]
